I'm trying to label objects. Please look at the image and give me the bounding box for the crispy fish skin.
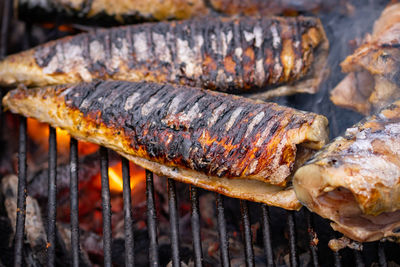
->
[331,3,400,115]
[0,16,328,96]
[209,0,339,16]
[294,100,400,242]
[17,0,209,23]
[17,0,337,25]
[3,81,329,209]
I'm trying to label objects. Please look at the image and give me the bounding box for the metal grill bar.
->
[260,204,274,267]
[69,138,80,267]
[100,147,112,267]
[354,250,365,267]
[287,211,298,267]
[146,170,159,266]
[306,211,319,267]
[216,194,230,267]
[47,127,57,266]
[190,186,203,267]
[334,250,342,267]
[122,157,135,266]
[168,179,181,267]
[240,200,255,267]
[378,242,387,267]
[14,116,27,267]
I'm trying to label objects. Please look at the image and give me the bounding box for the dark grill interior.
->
[1,0,400,266]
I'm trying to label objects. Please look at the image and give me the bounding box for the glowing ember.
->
[27,118,99,156]
[40,23,77,33]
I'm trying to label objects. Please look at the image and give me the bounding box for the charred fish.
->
[0,16,328,97]
[3,81,329,209]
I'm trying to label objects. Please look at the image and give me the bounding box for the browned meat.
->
[294,99,400,242]
[3,81,329,209]
[0,16,329,97]
[331,3,400,115]
[16,0,339,25]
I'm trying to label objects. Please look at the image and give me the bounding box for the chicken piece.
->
[331,3,400,115]
[0,16,329,97]
[3,81,329,209]
[294,99,400,241]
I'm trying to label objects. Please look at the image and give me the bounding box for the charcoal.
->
[1,175,47,265]
[28,150,120,199]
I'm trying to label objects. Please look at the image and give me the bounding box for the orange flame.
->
[108,162,146,193]
[93,161,146,193]
[28,118,146,193]
[27,118,99,156]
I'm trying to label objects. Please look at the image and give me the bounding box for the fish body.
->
[3,81,329,209]
[331,3,400,115]
[0,16,328,96]
[17,0,339,25]
[294,99,400,241]
[209,0,338,16]
[17,0,210,24]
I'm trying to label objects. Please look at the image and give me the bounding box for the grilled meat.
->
[17,0,339,25]
[331,3,400,115]
[3,81,329,209]
[0,16,328,97]
[294,99,400,241]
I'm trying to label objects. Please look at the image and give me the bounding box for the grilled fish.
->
[0,16,329,97]
[209,0,340,17]
[17,0,339,25]
[3,81,329,210]
[331,3,400,115]
[17,0,209,24]
[294,100,400,241]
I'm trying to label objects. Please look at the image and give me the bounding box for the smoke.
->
[274,0,390,138]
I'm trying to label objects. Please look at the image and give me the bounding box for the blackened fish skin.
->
[0,16,328,96]
[3,81,328,188]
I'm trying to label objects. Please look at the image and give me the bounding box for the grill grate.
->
[47,127,57,266]
[190,186,203,267]
[0,0,396,266]
[287,211,299,267]
[240,200,255,267]
[69,138,80,266]
[378,243,387,267]
[261,204,274,266]
[122,157,135,266]
[100,147,113,266]
[146,170,160,266]
[168,178,181,267]
[216,193,231,266]
[15,117,27,267]
[306,211,319,267]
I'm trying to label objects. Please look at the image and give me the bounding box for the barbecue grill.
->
[0,0,398,266]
